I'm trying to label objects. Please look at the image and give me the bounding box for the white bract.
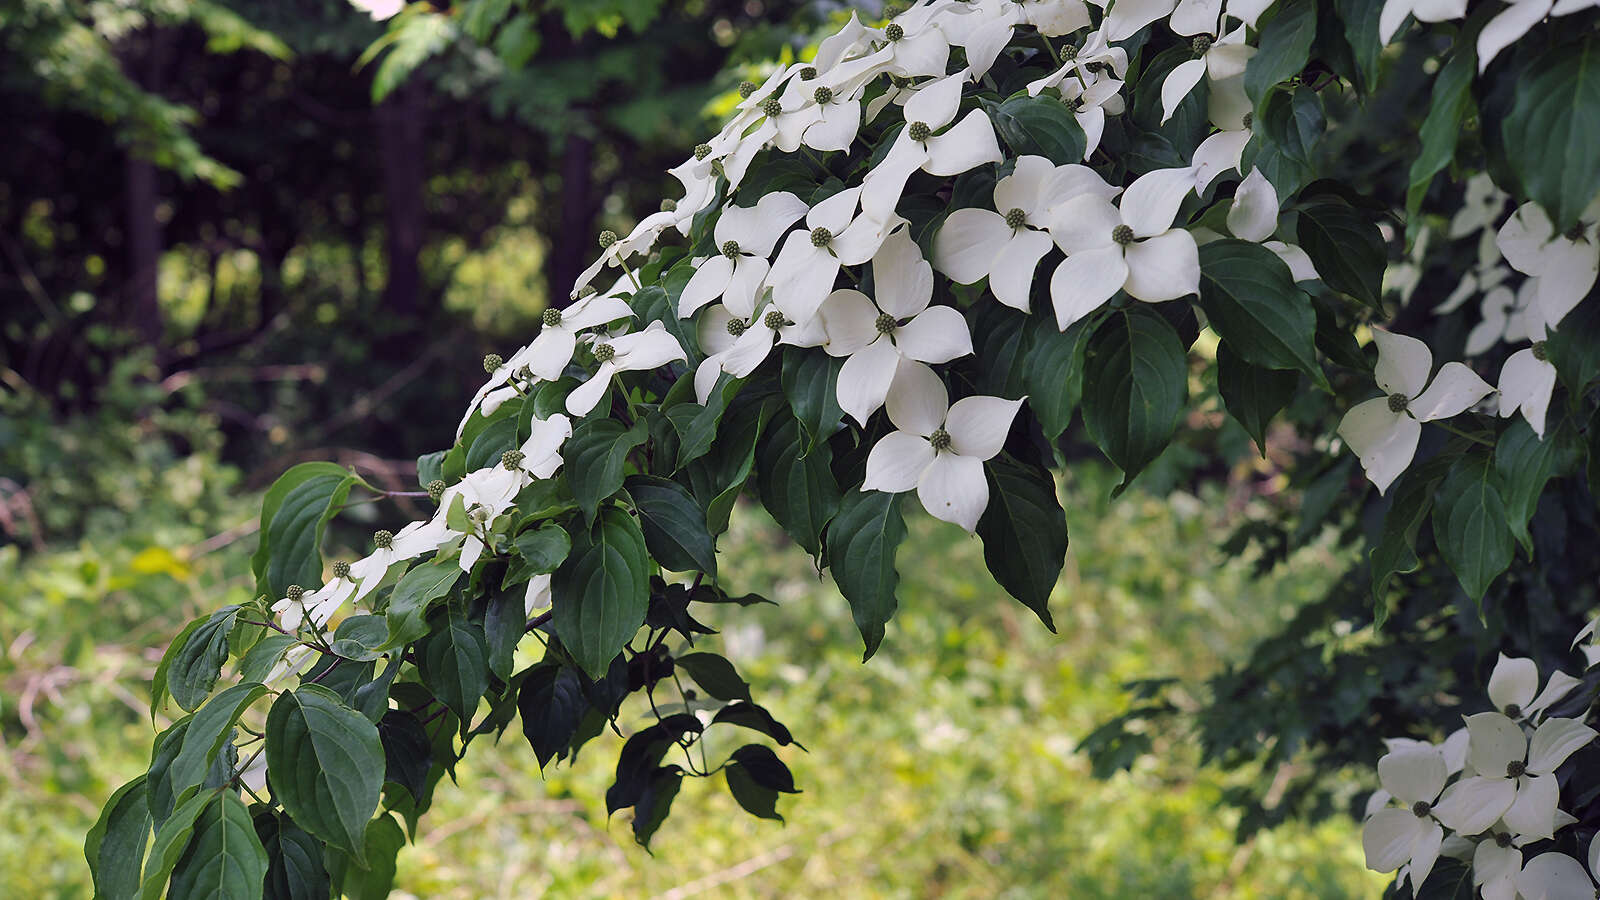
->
[1498,343,1558,438]
[1486,653,1582,722]
[766,185,906,325]
[1496,201,1600,332]
[861,362,1021,531]
[678,191,810,318]
[1225,167,1280,242]
[1431,712,1596,841]
[1362,745,1448,892]
[1046,166,1200,329]
[1336,329,1494,494]
[1161,27,1254,124]
[1479,0,1600,72]
[933,156,1117,310]
[812,227,973,425]
[565,321,687,417]
[859,68,1004,222]
[1378,0,1468,44]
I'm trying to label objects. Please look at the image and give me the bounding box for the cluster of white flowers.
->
[1363,649,1598,898]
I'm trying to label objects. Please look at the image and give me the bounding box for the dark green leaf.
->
[1503,39,1600,232]
[415,451,445,490]
[257,815,329,900]
[780,348,844,452]
[989,93,1088,165]
[1494,420,1578,555]
[86,775,151,900]
[164,683,267,814]
[552,506,651,679]
[136,790,211,900]
[381,557,461,650]
[1431,452,1514,601]
[976,457,1065,630]
[511,523,572,576]
[753,411,841,557]
[330,616,389,662]
[1406,43,1477,220]
[1245,0,1317,107]
[464,415,520,473]
[1296,198,1386,308]
[1024,315,1091,441]
[376,711,433,802]
[166,792,267,900]
[626,475,718,575]
[327,815,404,900]
[713,702,801,748]
[418,611,490,722]
[1081,307,1188,489]
[265,685,385,860]
[1217,343,1299,454]
[565,418,649,522]
[972,302,1031,400]
[724,762,783,822]
[1335,0,1383,89]
[632,767,683,849]
[824,489,906,660]
[673,652,752,703]
[730,744,798,793]
[671,372,740,469]
[482,590,522,682]
[518,663,587,768]
[252,463,355,603]
[1197,240,1326,386]
[168,606,241,713]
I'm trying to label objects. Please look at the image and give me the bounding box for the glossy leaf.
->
[1431,452,1513,601]
[753,411,841,557]
[264,685,385,860]
[165,792,267,900]
[1216,343,1299,454]
[85,775,151,900]
[626,474,718,575]
[1081,307,1188,489]
[417,611,490,721]
[1295,198,1385,308]
[565,418,649,522]
[1503,39,1600,232]
[381,557,462,650]
[1197,240,1325,385]
[976,457,1065,631]
[824,489,906,660]
[552,506,650,679]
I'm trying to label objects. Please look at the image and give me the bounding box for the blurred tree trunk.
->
[549,128,595,310]
[121,29,172,345]
[378,79,426,318]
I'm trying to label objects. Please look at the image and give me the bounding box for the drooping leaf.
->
[626,475,718,575]
[327,814,405,900]
[1245,0,1318,107]
[167,606,242,713]
[552,506,651,679]
[135,790,212,900]
[1217,344,1299,454]
[1493,420,1578,556]
[824,489,906,660]
[780,347,845,452]
[724,761,783,822]
[1080,307,1188,490]
[565,418,650,522]
[165,792,268,900]
[1197,240,1326,386]
[1431,451,1514,602]
[252,463,355,603]
[164,683,268,813]
[417,610,490,722]
[753,411,841,557]
[673,652,752,703]
[264,685,385,860]
[976,457,1066,631]
[517,663,588,769]
[1023,315,1091,441]
[1296,198,1386,308]
[713,702,802,749]
[1503,38,1600,232]
[1406,42,1477,221]
[85,775,152,900]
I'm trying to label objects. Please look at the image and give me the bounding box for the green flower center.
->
[726,318,748,337]
[1059,43,1079,61]
[578,284,598,298]
[1504,703,1523,719]
[721,240,741,259]
[1005,208,1027,230]
[425,481,445,503]
[1495,832,1514,847]
[374,529,394,550]
[1387,393,1409,413]
[811,226,833,247]
[501,449,525,470]
[661,198,678,212]
[1411,801,1430,818]
[930,428,953,451]
[908,121,931,141]
[1192,35,1213,55]
[814,86,834,105]
[694,143,712,160]
[1064,95,1084,111]
[761,97,783,117]
[764,310,786,330]
[482,353,504,374]
[738,80,757,99]
[593,343,616,363]
[885,23,904,42]
[874,312,896,335]
[1507,760,1526,778]
[286,584,304,602]
[542,308,562,327]
[1532,341,1548,362]
[332,560,351,579]
[598,230,618,249]
[1242,112,1253,130]
[800,66,818,80]
[1111,224,1135,245]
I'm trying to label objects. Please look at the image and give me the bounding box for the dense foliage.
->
[69,0,1600,897]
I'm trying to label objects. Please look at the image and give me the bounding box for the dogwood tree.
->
[87,1,1600,897]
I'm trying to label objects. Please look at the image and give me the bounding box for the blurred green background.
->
[0,0,1380,895]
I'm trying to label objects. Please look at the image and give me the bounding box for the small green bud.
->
[1387,393,1409,413]
[694,143,713,160]
[710,158,726,177]
[929,428,952,451]
[426,480,446,503]
[1005,208,1027,230]
[332,560,351,579]
[543,307,562,327]
[501,449,525,470]
[1111,224,1135,245]
[1242,112,1253,130]
[661,198,677,212]
[738,80,758,98]
[597,230,618,249]
[800,66,818,80]
[763,310,786,330]
[373,529,394,550]
[726,318,748,337]
[761,96,783,117]
[1059,43,1079,61]
[1411,801,1431,818]
[286,584,304,602]
[721,239,741,259]
[810,226,833,247]
[1532,341,1549,362]
[907,120,931,141]
[1505,703,1523,719]
[514,365,532,383]
[885,23,904,42]
[814,86,834,105]
[1507,760,1526,778]
[483,353,504,373]
[874,312,896,334]
[593,343,616,363]
[1192,34,1213,55]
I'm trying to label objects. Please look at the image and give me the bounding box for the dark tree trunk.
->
[378,80,426,318]
[549,128,595,310]
[121,30,172,345]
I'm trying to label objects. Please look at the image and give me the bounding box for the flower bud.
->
[597,230,618,249]
[761,96,783,118]
[726,318,748,337]
[929,427,952,451]
[593,343,616,363]
[694,143,712,160]
[373,529,394,550]
[800,66,818,80]
[543,307,563,327]
[763,310,786,330]
[483,353,504,374]
[332,560,351,579]
[874,312,896,334]
[286,584,304,602]
[738,80,757,98]
[885,23,904,42]
[813,86,833,105]
[427,480,446,503]
[907,121,931,141]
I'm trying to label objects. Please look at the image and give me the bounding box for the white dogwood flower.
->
[1514,852,1597,900]
[1487,652,1582,723]
[678,191,810,318]
[1336,329,1495,494]
[814,228,973,424]
[859,68,1004,222]
[1432,712,1597,841]
[1498,342,1559,438]
[1190,126,1253,194]
[861,363,1022,531]
[1226,168,1280,242]
[1047,166,1201,329]
[1161,26,1254,124]
[566,321,687,417]
[767,185,906,325]
[1027,27,1129,95]
[934,156,1118,310]
[1496,201,1600,332]
[523,286,635,381]
[1362,744,1448,893]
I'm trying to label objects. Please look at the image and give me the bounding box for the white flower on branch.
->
[767,186,906,325]
[859,68,1004,222]
[566,321,686,417]
[1496,201,1600,333]
[1362,744,1448,893]
[678,192,810,318]
[1432,712,1596,841]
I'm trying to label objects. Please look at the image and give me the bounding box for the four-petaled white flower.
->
[566,321,687,417]
[1362,745,1448,892]
[1496,201,1600,333]
[1431,712,1597,841]
[1161,26,1254,124]
[678,191,810,318]
[861,362,1022,531]
[1336,329,1495,494]
[766,185,906,325]
[1047,166,1201,330]
[1486,652,1582,724]
[860,68,1004,222]
[934,156,1117,310]
[812,227,973,425]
